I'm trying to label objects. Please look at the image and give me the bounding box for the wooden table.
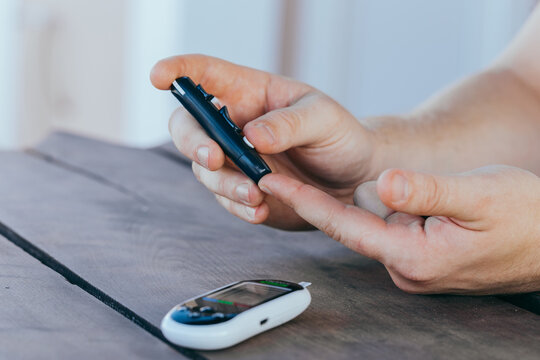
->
[1,132,539,359]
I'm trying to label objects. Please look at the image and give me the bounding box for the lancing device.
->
[171,77,272,183]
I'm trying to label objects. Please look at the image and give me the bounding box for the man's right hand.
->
[151,54,377,230]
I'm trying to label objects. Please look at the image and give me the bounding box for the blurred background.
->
[0,0,537,150]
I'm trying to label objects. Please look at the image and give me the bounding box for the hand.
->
[151,54,376,230]
[258,165,540,294]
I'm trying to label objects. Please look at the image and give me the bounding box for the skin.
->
[258,167,540,294]
[151,5,540,294]
[151,55,376,230]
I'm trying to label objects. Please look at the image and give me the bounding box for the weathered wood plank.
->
[0,234,178,360]
[0,132,537,359]
[151,139,540,316]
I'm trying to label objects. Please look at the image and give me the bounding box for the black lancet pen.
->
[170,76,271,183]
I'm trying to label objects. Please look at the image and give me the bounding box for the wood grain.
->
[0,131,538,359]
[0,234,178,359]
[151,138,540,315]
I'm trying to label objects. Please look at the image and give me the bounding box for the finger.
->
[192,162,265,206]
[151,54,291,125]
[214,194,269,224]
[385,212,425,228]
[353,181,394,219]
[243,93,344,154]
[385,267,427,294]
[150,54,258,92]
[376,168,482,221]
[258,174,393,260]
[151,54,313,126]
[169,106,225,170]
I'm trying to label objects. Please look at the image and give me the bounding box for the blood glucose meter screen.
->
[206,282,290,309]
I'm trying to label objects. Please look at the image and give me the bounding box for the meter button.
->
[212,312,225,319]
[188,311,201,318]
[220,106,242,134]
[219,105,230,119]
[196,84,214,101]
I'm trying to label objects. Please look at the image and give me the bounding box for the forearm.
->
[366,68,540,176]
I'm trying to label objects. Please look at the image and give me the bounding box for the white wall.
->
[121,0,186,146]
[286,0,536,118]
[0,0,285,149]
[0,0,22,148]
[122,0,285,147]
[0,0,536,149]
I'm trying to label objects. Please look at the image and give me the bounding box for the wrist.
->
[361,115,428,176]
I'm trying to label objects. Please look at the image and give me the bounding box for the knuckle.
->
[318,207,345,244]
[387,270,418,293]
[290,183,321,212]
[320,210,341,241]
[388,265,437,294]
[216,172,229,195]
[273,108,302,139]
[393,280,423,294]
[421,175,447,213]
[399,262,440,283]
[191,162,202,181]
[287,182,310,208]
[284,109,302,133]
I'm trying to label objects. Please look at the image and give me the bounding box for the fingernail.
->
[196,146,209,168]
[391,173,409,203]
[244,206,256,221]
[253,123,275,145]
[235,183,250,204]
[259,184,272,196]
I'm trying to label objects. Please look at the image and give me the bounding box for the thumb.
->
[243,92,337,154]
[376,168,481,221]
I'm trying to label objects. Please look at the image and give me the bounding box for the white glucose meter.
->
[161,279,311,350]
